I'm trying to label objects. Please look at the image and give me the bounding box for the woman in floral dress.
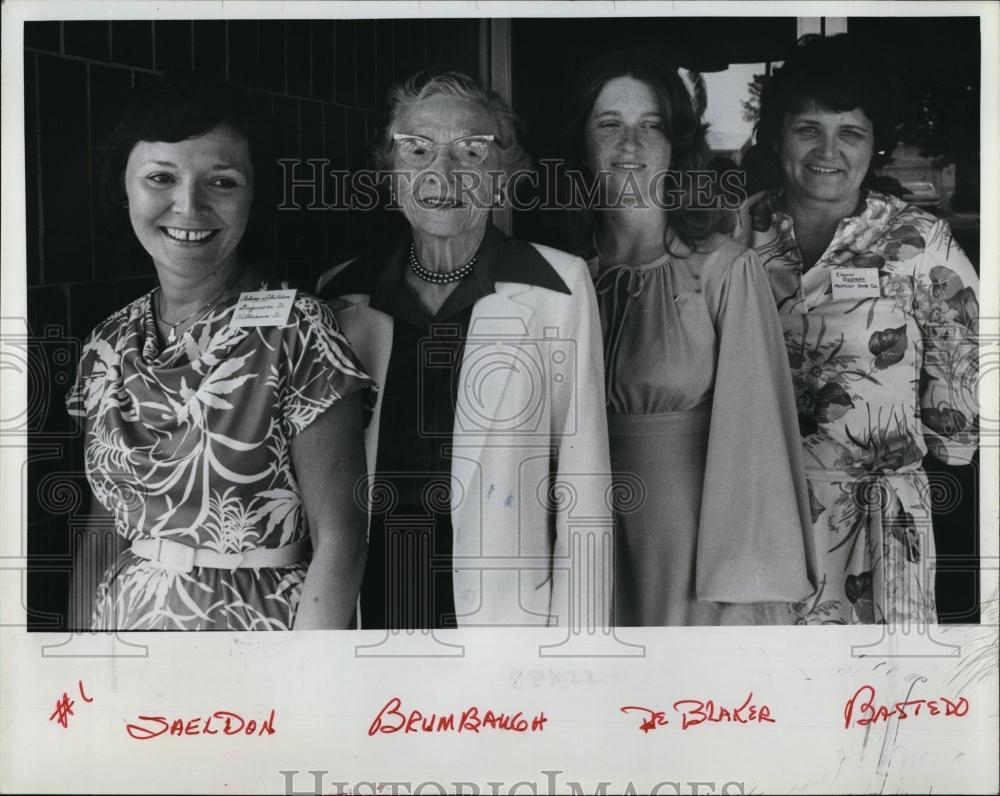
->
[745,35,979,624]
[66,74,373,630]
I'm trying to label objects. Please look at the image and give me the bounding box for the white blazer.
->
[319,234,613,629]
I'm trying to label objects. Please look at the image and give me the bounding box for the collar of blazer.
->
[317,223,572,305]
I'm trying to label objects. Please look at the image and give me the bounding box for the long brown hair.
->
[564,50,719,254]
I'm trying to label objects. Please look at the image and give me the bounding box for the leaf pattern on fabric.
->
[867,325,908,370]
[845,571,878,623]
[848,253,885,269]
[921,406,968,437]
[882,223,925,261]
[752,190,979,625]
[946,286,979,333]
[66,284,373,630]
[785,325,864,437]
[887,510,921,564]
[791,575,847,625]
[807,482,825,525]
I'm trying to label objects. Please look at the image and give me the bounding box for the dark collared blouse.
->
[321,225,570,629]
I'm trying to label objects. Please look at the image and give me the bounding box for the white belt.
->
[130,538,310,573]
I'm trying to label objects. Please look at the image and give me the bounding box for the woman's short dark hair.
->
[100,72,274,257]
[564,49,719,251]
[755,34,899,184]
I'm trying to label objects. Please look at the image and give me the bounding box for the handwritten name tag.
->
[230,289,296,327]
[831,268,881,300]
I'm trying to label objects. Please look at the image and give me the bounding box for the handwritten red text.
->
[621,693,775,732]
[49,680,93,729]
[620,706,669,733]
[126,709,276,740]
[368,697,547,735]
[673,692,775,730]
[843,685,969,729]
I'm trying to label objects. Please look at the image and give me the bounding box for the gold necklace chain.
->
[155,270,245,344]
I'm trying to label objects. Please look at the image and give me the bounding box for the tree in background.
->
[741,72,766,124]
[688,70,708,118]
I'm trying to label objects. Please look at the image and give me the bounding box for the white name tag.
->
[230,289,296,327]
[831,268,881,300]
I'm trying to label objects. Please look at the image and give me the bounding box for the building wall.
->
[23,18,481,630]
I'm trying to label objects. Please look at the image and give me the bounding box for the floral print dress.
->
[750,191,979,624]
[66,284,373,630]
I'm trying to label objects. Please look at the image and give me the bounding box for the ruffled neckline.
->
[588,234,696,278]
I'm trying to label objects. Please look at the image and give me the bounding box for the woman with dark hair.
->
[67,73,373,630]
[566,51,816,626]
[746,35,980,624]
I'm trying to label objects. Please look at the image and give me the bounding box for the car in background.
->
[901,181,941,211]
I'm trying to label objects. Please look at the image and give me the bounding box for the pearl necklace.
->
[408,243,477,285]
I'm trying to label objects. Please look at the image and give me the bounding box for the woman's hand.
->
[290,390,368,629]
[731,190,768,247]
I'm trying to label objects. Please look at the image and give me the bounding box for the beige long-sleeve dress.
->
[591,232,816,626]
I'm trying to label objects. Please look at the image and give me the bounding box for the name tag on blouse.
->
[831,268,881,300]
[230,289,297,327]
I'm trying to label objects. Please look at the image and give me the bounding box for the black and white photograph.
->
[1,1,997,793]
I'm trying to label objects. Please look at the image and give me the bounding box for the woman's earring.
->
[494,191,506,208]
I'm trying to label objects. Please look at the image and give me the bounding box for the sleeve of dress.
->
[280,294,377,438]
[915,218,979,465]
[65,346,89,420]
[696,247,818,604]
[65,327,105,421]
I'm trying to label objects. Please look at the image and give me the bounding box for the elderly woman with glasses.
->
[318,69,612,631]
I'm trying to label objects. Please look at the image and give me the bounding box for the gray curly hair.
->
[375,68,531,180]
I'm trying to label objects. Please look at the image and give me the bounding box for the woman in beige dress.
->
[565,51,816,625]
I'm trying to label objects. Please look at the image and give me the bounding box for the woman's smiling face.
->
[124,124,254,278]
[777,101,874,207]
[584,76,673,208]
